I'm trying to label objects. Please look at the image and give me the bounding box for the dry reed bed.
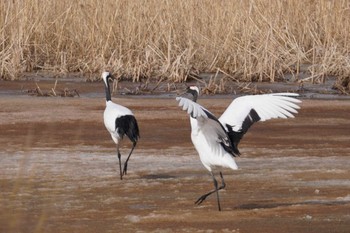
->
[1,0,350,83]
[26,80,80,97]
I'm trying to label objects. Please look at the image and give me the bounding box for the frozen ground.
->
[0,80,349,232]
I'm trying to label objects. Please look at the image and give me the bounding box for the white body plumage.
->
[190,117,238,172]
[104,101,134,144]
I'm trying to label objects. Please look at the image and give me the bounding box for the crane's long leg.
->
[122,142,137,176]
[117,148,123,180]
[195,172,226,211]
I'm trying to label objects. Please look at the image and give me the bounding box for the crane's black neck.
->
[104,76,112,101]
[187,89,198,102]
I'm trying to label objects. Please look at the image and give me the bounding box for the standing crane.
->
[102,72,140,180]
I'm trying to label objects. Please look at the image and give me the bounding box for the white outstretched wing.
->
[219,93,301,132]
[176,96,228,139]
[176,97,235,155]
[176,97,209,119]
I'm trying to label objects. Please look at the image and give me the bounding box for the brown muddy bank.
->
[0,80,349,232]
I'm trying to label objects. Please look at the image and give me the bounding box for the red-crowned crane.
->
[176,86,301,211]
[102,72,139,180]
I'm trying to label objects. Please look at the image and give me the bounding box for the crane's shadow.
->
[140,174,177,180]
[234,199,349,210]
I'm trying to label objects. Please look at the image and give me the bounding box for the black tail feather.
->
[115,115,140,143]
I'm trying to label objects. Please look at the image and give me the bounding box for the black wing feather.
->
[226,109,260,155]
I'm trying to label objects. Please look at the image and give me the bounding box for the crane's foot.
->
[195,193,210,205]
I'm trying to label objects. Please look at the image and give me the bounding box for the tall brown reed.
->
[1,0,349,82]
